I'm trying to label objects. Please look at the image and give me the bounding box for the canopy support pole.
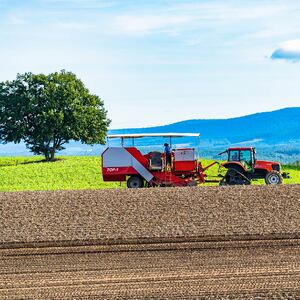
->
[197,135,200,160]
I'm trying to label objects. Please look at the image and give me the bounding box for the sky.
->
[0,0,300,128]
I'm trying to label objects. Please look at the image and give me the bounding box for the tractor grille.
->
[272,164,280,171]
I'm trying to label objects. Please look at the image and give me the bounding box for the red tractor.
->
[218,147,289,185]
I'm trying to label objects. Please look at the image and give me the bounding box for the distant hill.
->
[111,107,300,144]
[108,107,300,163]
[0,107,299,162]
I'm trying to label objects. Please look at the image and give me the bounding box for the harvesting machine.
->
[102,133,217,188]
[101,133,288,188]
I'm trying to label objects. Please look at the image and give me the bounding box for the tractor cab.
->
[227,147,256,171]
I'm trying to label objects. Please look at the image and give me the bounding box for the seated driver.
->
[232,152,238,161]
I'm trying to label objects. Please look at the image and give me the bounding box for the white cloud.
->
[171,2,286,20]
[7,16,27,25]
[111,2,288,37]
[57,21,95,30]
[271,39,300,61]
[41,0,118,8]
[114,15,197,36]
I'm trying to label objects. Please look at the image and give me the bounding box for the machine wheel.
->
[265,171,283,185]
[127,176,144,188]
[188,180,198,187]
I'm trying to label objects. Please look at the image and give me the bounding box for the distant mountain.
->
[110,107,300,144]
[108,107,300,163]
[0,107,299,163]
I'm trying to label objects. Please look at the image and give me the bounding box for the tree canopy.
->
[0,70,110,160]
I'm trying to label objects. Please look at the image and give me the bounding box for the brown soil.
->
[1,185,299,299]
[1,185,300,247]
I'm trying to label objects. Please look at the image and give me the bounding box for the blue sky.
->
[0,0,300,128]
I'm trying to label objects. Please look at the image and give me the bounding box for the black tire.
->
[127,176,144,188]
[265,171,283,185]
[219,177,227,186]
[188,180,198,187]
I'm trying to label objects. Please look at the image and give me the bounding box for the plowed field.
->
[1,185,299,299]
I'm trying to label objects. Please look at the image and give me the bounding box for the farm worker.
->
[232,152,238,161]
[164,143,171,167]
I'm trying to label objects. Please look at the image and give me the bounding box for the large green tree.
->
[0,70,110,161]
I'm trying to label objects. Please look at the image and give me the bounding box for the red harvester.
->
[102,133,215,187]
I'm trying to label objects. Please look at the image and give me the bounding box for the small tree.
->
[0,70,110,161]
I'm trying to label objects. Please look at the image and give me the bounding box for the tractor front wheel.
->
[127,176,144,188]
[265,171,283,185]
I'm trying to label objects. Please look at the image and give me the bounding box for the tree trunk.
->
[44,150,50,161]
[50,147,56,161]
[43,142,51,161]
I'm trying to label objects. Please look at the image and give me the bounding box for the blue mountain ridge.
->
[0,107,299,162]
[110,107,300,143]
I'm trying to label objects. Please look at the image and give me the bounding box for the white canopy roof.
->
[107,133,200,139]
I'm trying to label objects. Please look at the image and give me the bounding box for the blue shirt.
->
[164,145,171,154]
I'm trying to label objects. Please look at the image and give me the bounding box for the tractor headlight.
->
[272,164,280,171]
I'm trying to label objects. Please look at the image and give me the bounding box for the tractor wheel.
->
[265,171,283,185]
[220,168,251,185]
[127,176,144,188]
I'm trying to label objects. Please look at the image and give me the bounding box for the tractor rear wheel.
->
[127,176,144,188]
[265,171,283,185]
[220,168,251,185]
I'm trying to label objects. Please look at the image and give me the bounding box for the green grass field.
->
[0,156,299,192]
